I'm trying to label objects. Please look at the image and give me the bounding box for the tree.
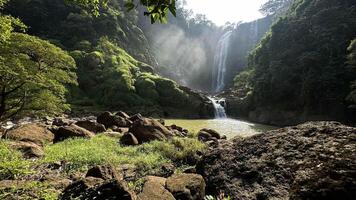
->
[260,0,293,16]
[0,33,77,121]
[66,0,176,23]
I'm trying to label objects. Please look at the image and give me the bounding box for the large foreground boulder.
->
[129,117,173,143]
[196,122,356,200]
[137,176,175,200]
[53,124,95,142]
[4,123,54,146]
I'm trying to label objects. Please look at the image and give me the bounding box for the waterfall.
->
[208,97,227,119]
[213,31,232,93]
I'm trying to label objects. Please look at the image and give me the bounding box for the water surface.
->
[165,118,277,139]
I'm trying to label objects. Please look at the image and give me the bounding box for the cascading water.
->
[208,97,227,119]
[213,31,232,93]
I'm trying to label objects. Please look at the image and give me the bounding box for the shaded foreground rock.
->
[53,124,95,142]
[61,176,136,200]
[166,173,206,200]
[129,117,173,143]
[137,176,175,200]
[4,123,54,146]
[197,121,356,200]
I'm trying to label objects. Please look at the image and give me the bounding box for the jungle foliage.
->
[235,0,356,122]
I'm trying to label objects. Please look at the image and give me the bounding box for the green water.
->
[165,118,277,139]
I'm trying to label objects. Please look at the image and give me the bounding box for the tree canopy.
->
[0,33,76,120]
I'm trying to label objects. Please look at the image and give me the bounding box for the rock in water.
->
[196,122,356,200]
[129,117,173,143]
[4,123,54,146]
[166,173,206,200]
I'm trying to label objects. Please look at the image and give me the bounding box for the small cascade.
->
[213,31,233,93]
[208,97,227,119]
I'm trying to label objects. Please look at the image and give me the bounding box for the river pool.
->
[165,118,277,139]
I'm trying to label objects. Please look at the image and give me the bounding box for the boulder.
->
[199,129,221,139]
[53,124,95,142]
[196,122,356,200]
[86,165,122,181]
[129,117,173,143]
[75,120,106,133]
[61,173,136,200]
[120,132,139,146]
[116,111,130,119]
[166,173,206,200]
[7,141,44,158]
[4,123,54,146]
[97,111,132,128]
[138,176,175,200]
[167,125,188,137]
[53,118,73,126]
[197,131,212,142]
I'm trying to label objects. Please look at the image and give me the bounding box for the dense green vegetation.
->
[0,135,206,199]
[234,0,356,124]
[0,0,211,119]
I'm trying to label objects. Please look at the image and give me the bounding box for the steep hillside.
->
[232,0,356,125]
[4,0,213,118]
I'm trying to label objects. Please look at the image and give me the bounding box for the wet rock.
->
[196,121,356,200]
[7,141,44,158]
[120,132,139,146]
[53,124,95,142]
[97,111,132,128]
[86,165,122,181]
[129,117,173,143]
[4,123,54,146]
[138,176,175,200]
[75,120,106,133]
[166,173,206,200]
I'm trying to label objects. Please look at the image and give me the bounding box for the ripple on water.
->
[165,118,277,139]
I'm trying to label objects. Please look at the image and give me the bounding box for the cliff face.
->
[224,16,273,88]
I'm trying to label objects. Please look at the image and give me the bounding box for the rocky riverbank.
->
[1,113,355,199]
[197,121,356,200]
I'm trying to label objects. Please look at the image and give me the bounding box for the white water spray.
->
[213,31,232,93]
[208,97,227,119]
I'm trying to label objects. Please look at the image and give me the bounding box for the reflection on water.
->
[165,118,277,139]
